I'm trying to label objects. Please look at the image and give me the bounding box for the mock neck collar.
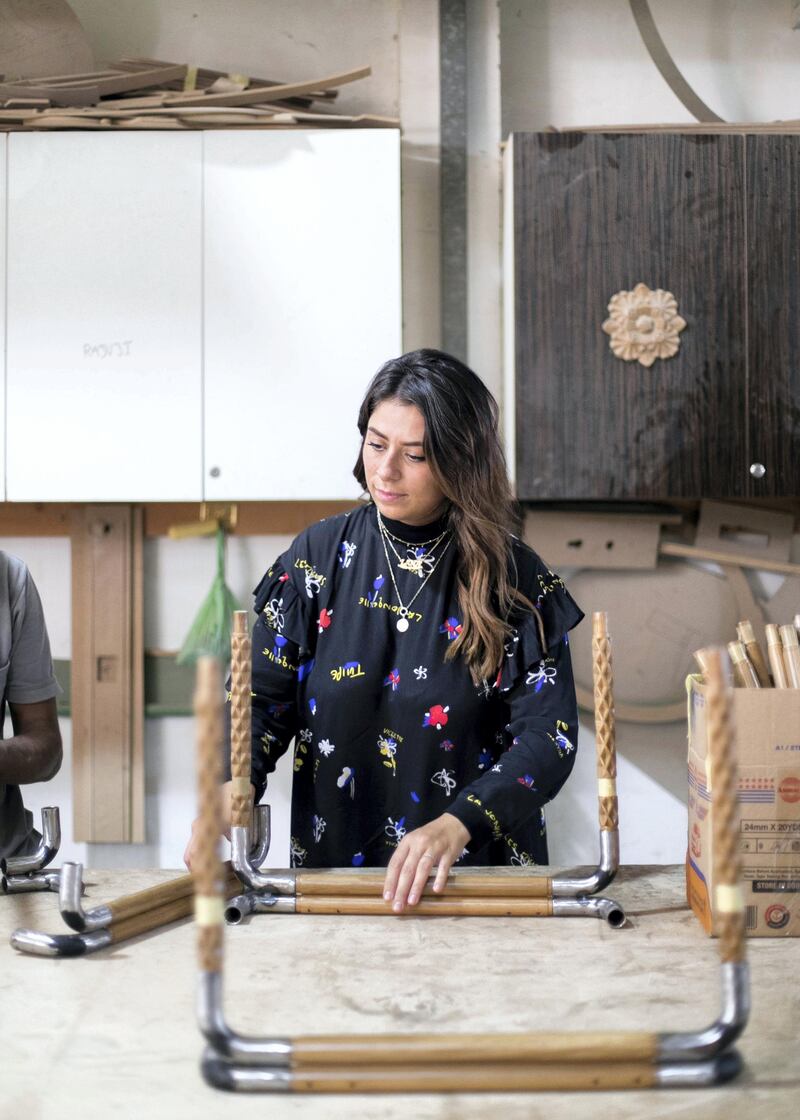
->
[372,505,450,544]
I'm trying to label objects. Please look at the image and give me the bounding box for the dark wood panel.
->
[746,136,800,498]
[514,133,748,500]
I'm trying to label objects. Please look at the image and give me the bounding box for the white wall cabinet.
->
[2,129,402,503]
[6,133,204,502]
[203,130,402,500]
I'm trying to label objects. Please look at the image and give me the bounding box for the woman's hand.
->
[382,813,470,913]
[183,780,240,871]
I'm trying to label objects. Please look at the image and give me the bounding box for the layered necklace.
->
[376,508,453,632]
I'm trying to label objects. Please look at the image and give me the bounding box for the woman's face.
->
[363,398,447,526]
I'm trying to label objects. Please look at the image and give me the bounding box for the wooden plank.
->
[660,540,800,576]
[158,65,371,109]
[70,506,144,842]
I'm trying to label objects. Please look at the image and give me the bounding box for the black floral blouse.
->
[233,503,583,868]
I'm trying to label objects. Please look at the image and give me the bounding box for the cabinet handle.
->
[209,466,221,478]
[749,463,766,479]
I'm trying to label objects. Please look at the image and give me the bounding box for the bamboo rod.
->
[230,610,254,828]
[287,1061,659,1093]
[592,611,618,831]
[295,870,552,898]
[295,896,553,917]
[779,625,800,689]
[109,894,194,943]
[291,1031,659,1067]
[704,650,745,965]
[194,658,226,974]
[727,642,760,689]
[109,867,241,924]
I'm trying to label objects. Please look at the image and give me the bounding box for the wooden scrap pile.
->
[0,58,396,130]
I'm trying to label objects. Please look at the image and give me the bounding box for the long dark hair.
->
[353,349,537,681]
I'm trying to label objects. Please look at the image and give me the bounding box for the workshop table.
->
[1,865,797,1119]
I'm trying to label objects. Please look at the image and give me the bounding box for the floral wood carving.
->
[602,282,686,367]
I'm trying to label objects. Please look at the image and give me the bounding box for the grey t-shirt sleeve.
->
[3,557,61,705]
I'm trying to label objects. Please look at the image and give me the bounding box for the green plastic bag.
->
[176,526,242,666]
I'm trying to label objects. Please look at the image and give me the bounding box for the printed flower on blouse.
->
[431,768,456,796]
[338,540,357,568]
[383,668,400,692]
[378,734,399,775]
[317,608,333,633]
[297,658,315,682]
[423,704,450,730]
[385,816,407,843]
[548,720,575,758]
[526,660,558,692]
[312,815,326,843]
[298,728,313,744]
[263,597,285,632]
[440,617,462,641]
[294,741,308,772]
[303,569,323,598]
[272,633,288,659]
[370,574,385,602]
[440,739,456,752]
[290,837,307,867]
[478,747,492,770]
[517,774,537,790]
[318,738,335,757]
[337,766,355,798]
[413,665,428,680]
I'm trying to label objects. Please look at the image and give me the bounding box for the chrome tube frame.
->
[10,926,112,957]
[551,830,619,897]
[224,892,296,924]
[2,870,62,894]
[658,963,750,1062]
[552,896,626,927]
[1,807,61,876]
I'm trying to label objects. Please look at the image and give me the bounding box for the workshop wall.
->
[4,0,800,869]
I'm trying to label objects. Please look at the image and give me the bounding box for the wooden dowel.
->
[592,611,618,832]
[295,896,553,917]
[291,1030,659,1067]
[779,625,800,689]
[727,641,760,689]
[288,1061,658,1093]
[736,620,771,687]
[704,649,745,965]
[230,610,254,828]
[766,624,790,689]
[296,870,553,898]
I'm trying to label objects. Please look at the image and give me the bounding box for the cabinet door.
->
[6,133,203,501]
[512,133,747,500]
[746,136,800,498]
[203,130,402,500]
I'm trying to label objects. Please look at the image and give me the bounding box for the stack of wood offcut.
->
[0,57,396,130]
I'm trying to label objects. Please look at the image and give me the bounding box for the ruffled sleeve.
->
[448,546,583,855]
[253,558,315,657]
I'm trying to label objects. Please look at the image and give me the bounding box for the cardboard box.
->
[687,675,800,937]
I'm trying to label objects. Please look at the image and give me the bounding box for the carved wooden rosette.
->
[705,649,745,964]
[592,612,618,832]
[602,282,686,367]
[230,611,253,829]
[194,657,225,974]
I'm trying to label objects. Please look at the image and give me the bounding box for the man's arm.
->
[0,699,62,785]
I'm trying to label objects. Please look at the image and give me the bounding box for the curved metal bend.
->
[230,823,296,895]
[551,830,619,897]
[199,972,292,1065]
[1,807,61,876]
[10,926,112,957]
[658,962,750,1061]
[552,895,626,927]
[59,862,112,932]
[3,870,63,894]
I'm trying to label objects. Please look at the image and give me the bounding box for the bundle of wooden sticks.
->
[695,616,800,689]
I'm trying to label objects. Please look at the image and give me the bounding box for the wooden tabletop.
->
[1,864,797,1119]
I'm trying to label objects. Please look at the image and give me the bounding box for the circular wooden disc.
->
[0,1,94,80]
[568,559,740,722]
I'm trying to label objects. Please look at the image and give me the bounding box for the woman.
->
[185,349,582,912]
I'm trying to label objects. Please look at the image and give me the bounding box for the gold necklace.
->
[376,509,453,631]
[378,513,449,579]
